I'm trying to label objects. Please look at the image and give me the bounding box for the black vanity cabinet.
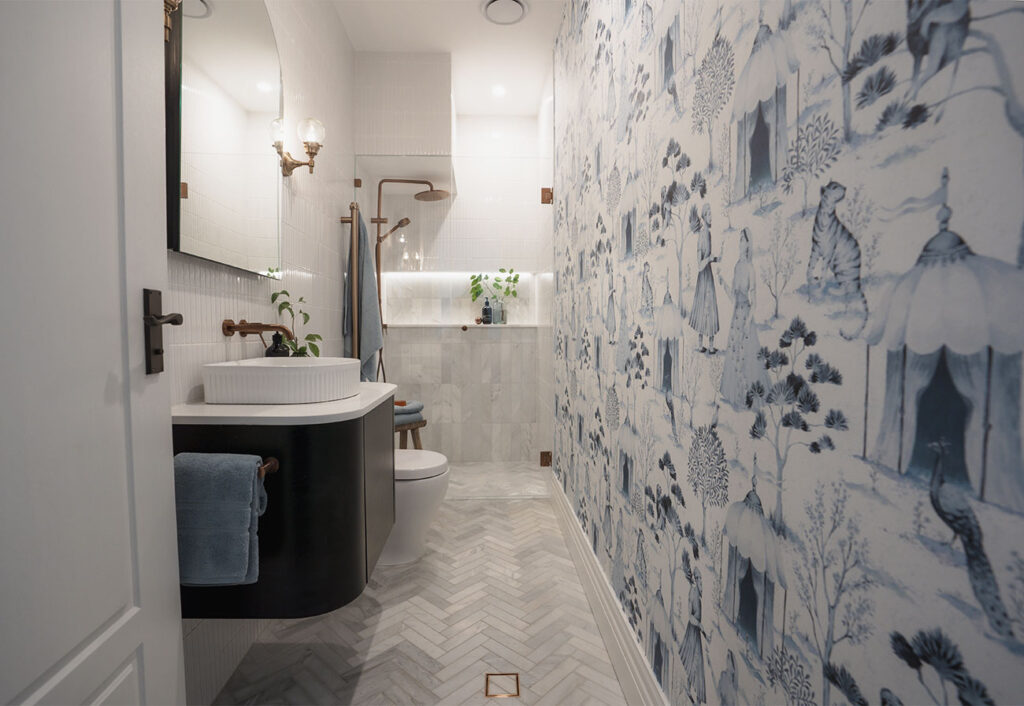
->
[173,395,394,619]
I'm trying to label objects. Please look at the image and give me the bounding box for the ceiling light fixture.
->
[482,0,528,25]
[491,84,507,98]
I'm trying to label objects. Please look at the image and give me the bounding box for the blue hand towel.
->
[174,453,267,586]
[394,411,425,425]
[394,401,424,414]
[343,212,384,382]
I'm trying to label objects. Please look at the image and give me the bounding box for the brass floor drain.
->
[485,673,520,698]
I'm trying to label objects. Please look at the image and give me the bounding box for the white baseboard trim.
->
[547,473,668,706]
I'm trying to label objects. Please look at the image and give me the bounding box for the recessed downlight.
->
[492,84,507,98]
[483,0,527,25]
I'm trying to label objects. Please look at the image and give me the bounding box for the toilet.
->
[378,449,450,565]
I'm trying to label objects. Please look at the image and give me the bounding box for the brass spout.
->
[222,319,295,341]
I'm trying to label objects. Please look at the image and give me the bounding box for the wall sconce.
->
[270,117,325,177]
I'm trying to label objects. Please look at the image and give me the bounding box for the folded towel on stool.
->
[394,400,424,414]
[174,453,267,586]
[394,411,425,426]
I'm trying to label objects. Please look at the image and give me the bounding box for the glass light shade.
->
[269,117,285,144]
[297,118,325,145]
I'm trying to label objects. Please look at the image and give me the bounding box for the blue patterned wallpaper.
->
[552,1,1024,704]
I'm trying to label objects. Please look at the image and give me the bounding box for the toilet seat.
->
[394,449,448,481]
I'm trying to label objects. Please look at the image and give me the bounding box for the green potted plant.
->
[470,268,519,324]
[269,276,323,356]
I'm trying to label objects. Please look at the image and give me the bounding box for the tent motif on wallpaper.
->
[867,198,1024,514]
[721,477,787,657]
[732,24,797,198]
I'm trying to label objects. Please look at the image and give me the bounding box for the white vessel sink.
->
[202,357,361,404]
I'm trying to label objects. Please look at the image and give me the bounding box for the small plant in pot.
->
[470,268,519,324]
[270,282,322,356]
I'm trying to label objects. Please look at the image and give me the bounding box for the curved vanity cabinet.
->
[171,382,396,619]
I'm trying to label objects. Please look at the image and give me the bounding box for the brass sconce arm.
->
[274,141,321,177]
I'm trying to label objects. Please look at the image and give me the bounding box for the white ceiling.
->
[333,0,563,117]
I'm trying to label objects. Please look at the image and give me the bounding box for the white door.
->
[0,1,185,704]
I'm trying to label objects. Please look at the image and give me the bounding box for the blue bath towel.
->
[343,212,384,381]
[394,401,424,414]
[174,453,267,586]
[394,411,425,426]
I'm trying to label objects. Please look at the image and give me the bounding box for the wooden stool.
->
[396,419,427,450]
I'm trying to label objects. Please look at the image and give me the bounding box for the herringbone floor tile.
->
[214,464,626,706]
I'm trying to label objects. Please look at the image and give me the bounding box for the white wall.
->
[166,2,356,702]
[354,52,452,156]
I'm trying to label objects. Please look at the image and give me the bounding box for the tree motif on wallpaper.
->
[635,407,660,509]
[619,573,644,641]
[645,456,689,644]
[680,0,703,79]
[621,63,653,144]
[766,645,817,706]
[653,140,704,316]
[747,318,848,532]
[793,482,875,706]
[625,324,652,424]
[760,214,798,320]
[687,423,729,547]
[890,628,995,706]
[809,0,885,143]
[692,32,735,171]
[824,663,869,706]
[781,113,842,216]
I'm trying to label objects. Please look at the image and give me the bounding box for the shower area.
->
[353,112,555,464]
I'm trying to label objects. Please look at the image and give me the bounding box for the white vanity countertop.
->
[172,382,397,426]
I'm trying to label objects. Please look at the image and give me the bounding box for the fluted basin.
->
[202,357,361,404]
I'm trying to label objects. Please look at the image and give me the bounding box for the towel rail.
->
[259,457,279,479]
[339,202,360,359]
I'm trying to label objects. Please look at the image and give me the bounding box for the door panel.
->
[0,1,184,703]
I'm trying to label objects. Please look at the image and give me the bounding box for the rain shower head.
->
[414,188,451,202]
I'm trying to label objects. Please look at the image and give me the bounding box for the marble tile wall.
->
[385,325,540,463]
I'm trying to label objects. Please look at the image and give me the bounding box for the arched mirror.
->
[165,0,282,276]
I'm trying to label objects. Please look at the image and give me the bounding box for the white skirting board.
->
[547,472,669,706]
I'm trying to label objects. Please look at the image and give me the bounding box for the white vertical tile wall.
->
[354,52,452,156]
[166,2,356,703]
[376,116,548,273]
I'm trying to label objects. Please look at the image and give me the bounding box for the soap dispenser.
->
[265,332,290,357]
[482,298,492,325]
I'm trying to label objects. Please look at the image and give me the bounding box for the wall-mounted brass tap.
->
[222,319,295,344]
